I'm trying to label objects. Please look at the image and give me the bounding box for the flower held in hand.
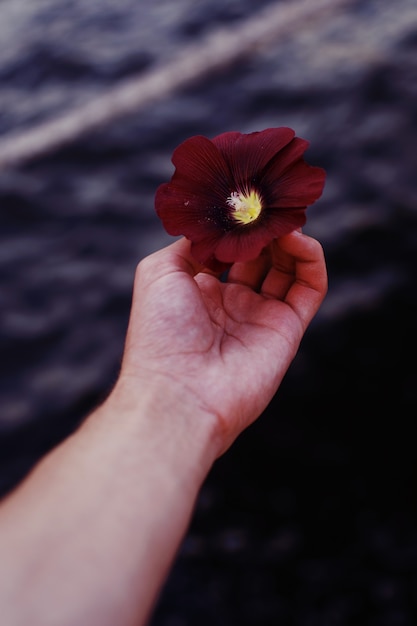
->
[155,127,325,271]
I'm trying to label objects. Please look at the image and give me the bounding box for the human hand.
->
[0,231,325,626]
[118,231,327,456]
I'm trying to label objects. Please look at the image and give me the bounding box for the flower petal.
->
[190,232,229,268]
[213,127,295,191]
[212,208,306,264]
[155,181,230,237]
[170,135,232,197]
[201,256,232,273]
[213,224,276,263]
[263,207,307,236]
[265,160,326,208]
[210,131,243,154]
[261,137,310,178]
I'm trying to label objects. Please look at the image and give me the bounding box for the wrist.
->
[89,371,221,492]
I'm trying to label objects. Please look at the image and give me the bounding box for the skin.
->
[0,231,327,626]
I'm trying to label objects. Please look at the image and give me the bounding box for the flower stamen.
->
[227,189,262,225]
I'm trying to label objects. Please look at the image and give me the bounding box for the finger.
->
[136,237,204,288]
[227,246,271,291]
[277,231,328,329]
[162,238,226,279]
[260,241,296,300]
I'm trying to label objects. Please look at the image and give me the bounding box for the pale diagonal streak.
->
[0,0,350,170]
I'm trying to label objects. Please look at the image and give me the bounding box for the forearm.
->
[0,378,218,626]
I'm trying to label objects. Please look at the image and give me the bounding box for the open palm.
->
[122,233,327,453]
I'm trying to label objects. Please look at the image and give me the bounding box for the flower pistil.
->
[227,189,262,225]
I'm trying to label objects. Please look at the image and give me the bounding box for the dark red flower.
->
[155,127,326,271]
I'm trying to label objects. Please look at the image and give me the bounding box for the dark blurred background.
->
[1,0,417,624]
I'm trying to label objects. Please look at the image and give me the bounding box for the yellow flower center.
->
[227,189,262,225]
